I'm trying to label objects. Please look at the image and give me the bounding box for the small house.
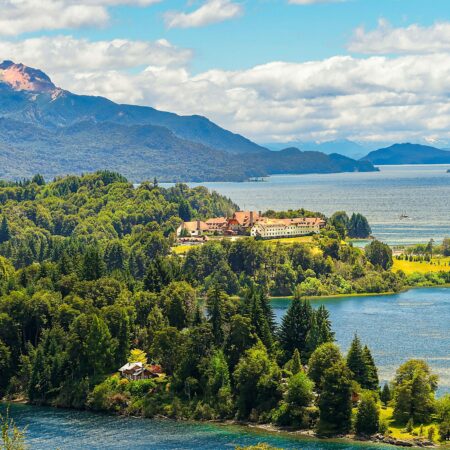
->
[119,362,163,381]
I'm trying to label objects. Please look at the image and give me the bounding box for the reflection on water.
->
[272,288,450,395]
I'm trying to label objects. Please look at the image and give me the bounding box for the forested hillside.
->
[0,172,449,440]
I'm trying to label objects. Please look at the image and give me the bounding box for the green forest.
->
[0,171,449,444]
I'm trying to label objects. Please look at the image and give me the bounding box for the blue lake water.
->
[5,403,387,450]
[272,288,450,396]
[5,288,450,449]
[166,165,450,246]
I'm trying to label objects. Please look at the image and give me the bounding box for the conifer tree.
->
[346,333,367,387]
[381,383,391,406]
[316,304,334,344]
[291,348,302,374]
[81,245,105,281]
[363,345,379,390]
[279,293,313,361]
[207,285,226,345]
[0,216,11,244]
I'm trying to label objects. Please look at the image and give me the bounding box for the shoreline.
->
[2,400,439,449]
[270,284,450,303]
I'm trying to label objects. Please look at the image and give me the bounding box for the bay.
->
[166,165,450,246]
[272,287,450,395]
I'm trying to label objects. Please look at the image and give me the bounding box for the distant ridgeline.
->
[361,143,450,165]
[0,60,376,182]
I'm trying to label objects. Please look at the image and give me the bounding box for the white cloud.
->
[5,36,450,144]
[0,0,161,36]
[165,0,243,29]
[0,36,192,71]
[349,19,450,54]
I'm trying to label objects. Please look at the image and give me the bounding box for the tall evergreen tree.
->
[0,216,11,244]
[363,345,379,390]
[291,348,302,374]
[347,333,367,387]
[278,293,313,361]
[207,285,226,346]
[81,245,105,281]
[381,383,392,406]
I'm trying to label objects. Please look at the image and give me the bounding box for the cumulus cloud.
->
[4,36,450,144]
[0,0,161,36]
[165,0,243,29]
[0,36,193,71]
[349,19,450,54]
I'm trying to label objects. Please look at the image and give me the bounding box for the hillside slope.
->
[361,143,450,165]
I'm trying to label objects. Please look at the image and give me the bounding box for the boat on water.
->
[399,212,410,220]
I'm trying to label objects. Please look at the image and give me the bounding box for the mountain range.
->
[361,143,450,165]
[0,60,376,182]
[265,139,370,159]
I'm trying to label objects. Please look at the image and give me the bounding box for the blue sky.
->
[2,0,450,144]
[32,0,450,72]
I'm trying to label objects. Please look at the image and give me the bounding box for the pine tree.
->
[362,345,379,390]
[316,304,335,345]
[178,199,192,222]
[346,333,367,387]
[0,216,11,244]
[259,290,276,334]
[381,383,391,406]
[81,245,105,281]
[243,284,273,350]
[207,285,226,346]
[279,294,313,361]
[249,292,273,350]
[291,348,302,374]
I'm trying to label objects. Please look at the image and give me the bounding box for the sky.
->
[2,0,450,145]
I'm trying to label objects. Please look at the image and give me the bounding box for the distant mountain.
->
[247,147,376,175]
[0,60,377,181]
[361,143,450,165]
[265,139,368,159]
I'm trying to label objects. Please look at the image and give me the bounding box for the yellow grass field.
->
[264,235,314,245]
[379,407,440,443]
[172,245,193,255]
[393,257,450,274]
[172,235,315,255]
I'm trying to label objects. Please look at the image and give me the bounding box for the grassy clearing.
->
[380,407,440,443]
[172,245,193,255]
[264,235,314,245]
[393,257,450,274]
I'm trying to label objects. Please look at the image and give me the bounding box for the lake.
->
[166,165,450,246]
[6,288,450,449]
[5,404,386,450]
[272,287,450,396]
